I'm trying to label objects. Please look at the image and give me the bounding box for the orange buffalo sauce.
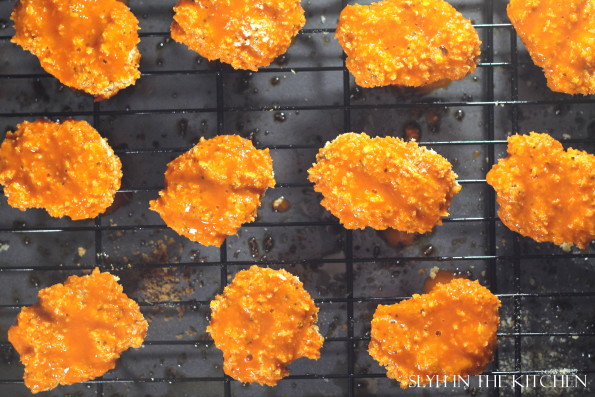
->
[336,0,480,88]
[150,135,275,247]
[423,269,461,293]
[11,0,140,99]
[207,266,324,385]
[487,132,595,249]
[508,0,595,94]
[369,278,500,388]
[8,269,148,394]
[0,120,122,220]
[171,0,305,70]
[308,133,461,233]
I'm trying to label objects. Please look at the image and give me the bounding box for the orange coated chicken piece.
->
[0,120,122,220]
[369,278,501,388]
[336,0,481,88]
[150,135,275,247]
[508,0,595,95]
[8,269,148,394]
[487,132,595,249]
[207,266,324,385]
[171,0,305,70]
[308,133,461,233]
[11,0,141,100]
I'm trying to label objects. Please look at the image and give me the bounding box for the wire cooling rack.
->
[0,0,594,396]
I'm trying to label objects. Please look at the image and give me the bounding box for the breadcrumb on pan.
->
[336,0,481,88]
[8,269,148,394]
[307,133,461,233]
[0,119,122,220]
[149,135,275,247]
[508,0,595,95]
[10,0,141,100]
[369,278,501,388]
[487,132,595,249]
[207,266,324,385]
[171,0,305,70]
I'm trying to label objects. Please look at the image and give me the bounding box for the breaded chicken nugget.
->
[336,0,481,88]
[11,0,141,100]
[171,0,305,70]
[0,120,122,220]
[8,269,148,394]
[369,278,501,388]
[508,0,595,95]
[150,135,275,247]
[487,132,595,249]
[308,133,461,233]
[207,266,324,385]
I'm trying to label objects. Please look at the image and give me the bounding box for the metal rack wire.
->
[0,0,594,396]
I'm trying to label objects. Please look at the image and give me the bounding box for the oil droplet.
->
[422,245,434,256]
[350,86,363,101]
[270,76,281,86]
[188,249,201,262]
[379,229,417,248]
[402,121,421,141]
[274,112,286,122]
[271,196,291,212]
[454,109,465,121]
[472,150,481,158]
[275,54,289,66]
[0,20,8,30]
[263,235,274,253]
[236,72,253,93]
[13,220,26,229]
[248,237,260,258]
[425,110,441,133]
[29,276,40,287]
[372,245,381,258]
[178,118,189,137]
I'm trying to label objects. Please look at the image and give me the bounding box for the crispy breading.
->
[508,0,595,95]
[207,266,324,385]
[171,0,305,70]
[149,135,275,247]
[336,0,481,88]
[8,269,148,394]
[487,132,595,249]
[11,0,141,100]
[307,133,461,233]
[369,278,501,388]
[0,120,122,220]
